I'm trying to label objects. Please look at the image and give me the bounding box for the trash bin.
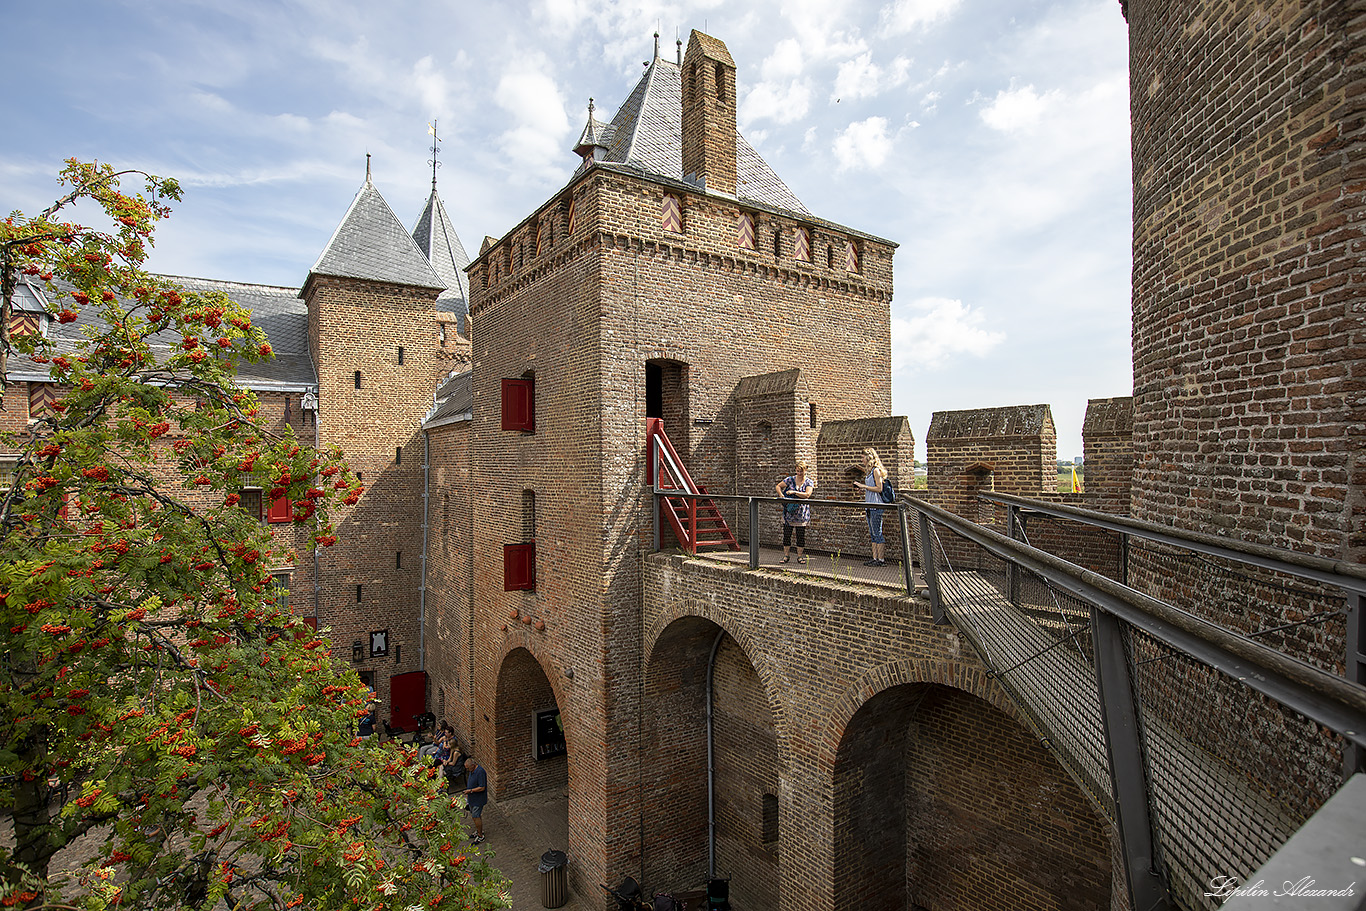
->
[538,850,568,909]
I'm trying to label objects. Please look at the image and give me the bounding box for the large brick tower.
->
[302,171,451,714]
[1126,1,1365,563]
[431,29,898,896]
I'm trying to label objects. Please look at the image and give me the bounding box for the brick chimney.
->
[681,30,737,196]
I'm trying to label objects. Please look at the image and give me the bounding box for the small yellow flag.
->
[1071,466,1081,493]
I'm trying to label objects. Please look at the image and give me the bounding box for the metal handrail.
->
[905,494,1366,745]
[977,491,1366,594]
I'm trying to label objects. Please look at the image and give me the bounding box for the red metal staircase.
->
[646,418,739,554]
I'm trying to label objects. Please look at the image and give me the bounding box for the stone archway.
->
[641,615,780,911]
[832,682,1111,911]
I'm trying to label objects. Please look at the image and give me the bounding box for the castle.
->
[5,4,1363,909]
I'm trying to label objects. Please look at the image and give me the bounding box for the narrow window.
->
[356,584,363,603]
[662,195,683,234]
[844,240,860,273]
[715,63,726,102]
[271,572,290,614]
[772,228,781,259]
[396,551,402,569]
[354,370,362,389]
[28,383,57,421]
[396,446,402,465]
[809,403,818,429]
[566,196,577,234]
[397,346,404,365]
[762,793,779,845]
[522,489,536,541]
[826,244,835,269]
[238,488,264,520]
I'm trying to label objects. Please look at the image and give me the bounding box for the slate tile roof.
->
[4,275,315,390]
[423,370,472,427]
[309,179,445,291]
[412,189,471,330]
[593,56,811,216]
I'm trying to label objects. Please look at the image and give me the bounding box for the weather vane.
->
[427,121,442,191]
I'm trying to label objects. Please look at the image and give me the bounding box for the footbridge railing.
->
[904,493,1366,911]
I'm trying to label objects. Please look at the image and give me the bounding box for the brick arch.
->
[644,598,790,760]
[829,658,1115,911]
[491,643,569,802]
[827,656,1017,766]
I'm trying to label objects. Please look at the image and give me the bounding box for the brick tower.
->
[1126,1,1365,563]
[429,29,899,897]
[301,170,449,715]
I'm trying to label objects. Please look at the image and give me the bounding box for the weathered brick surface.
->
[1127,0,1366,562]
[304,275,449,714]
[641,554,1114,911]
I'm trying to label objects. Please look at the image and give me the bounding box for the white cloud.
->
[831,52,911,102]
[761,38,806,81]
[410,56,450,118]
[892,298,1005,372]
[740,79,813,126]
[878,0,962,36]
[494,62,570,183]
[979,84,1059,132]
[832,117,892,171]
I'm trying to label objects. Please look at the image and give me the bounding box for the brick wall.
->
[640,553,1115,911]
[814,416,914,564]
[1082,396,1134,515]
[1127,0,1365,563]
[305,275,446,714]
[926,405,1057,523]
[422,418,472,738]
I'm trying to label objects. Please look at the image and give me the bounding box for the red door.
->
[389,671,427,732]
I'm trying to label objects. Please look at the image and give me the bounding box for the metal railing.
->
[904,493,1366,911]
[649,487,918,596]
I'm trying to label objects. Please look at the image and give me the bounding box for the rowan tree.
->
[0,160,508,909]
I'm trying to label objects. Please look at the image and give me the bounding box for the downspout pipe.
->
[706,628,725,879]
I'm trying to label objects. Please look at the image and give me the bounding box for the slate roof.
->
[593,56,810,215]
[423,370,472,427]
[412,189,471,330]
[309,179,445,291]
[4,276,315,390]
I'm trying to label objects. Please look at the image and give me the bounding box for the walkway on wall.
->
[906,495,1366,911]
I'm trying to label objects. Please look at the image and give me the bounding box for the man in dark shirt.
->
[462,759,488,844]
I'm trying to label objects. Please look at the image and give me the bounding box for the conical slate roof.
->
[308,178,445,291]
[598,57,810,215]
[412,189,470,327]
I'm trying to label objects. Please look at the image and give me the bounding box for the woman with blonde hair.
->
[852,447,888,566]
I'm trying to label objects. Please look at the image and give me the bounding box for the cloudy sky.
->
[2,0,1133,461]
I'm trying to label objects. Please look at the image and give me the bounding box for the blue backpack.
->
[879,478,895,503]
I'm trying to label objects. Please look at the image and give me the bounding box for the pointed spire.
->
[365,152,372,185]
[574,97,610,165]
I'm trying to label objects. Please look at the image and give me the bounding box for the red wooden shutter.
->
[503,542,536,591]
[795,228,811,262]
[267,493,292,523]
[501,378,535,432]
